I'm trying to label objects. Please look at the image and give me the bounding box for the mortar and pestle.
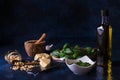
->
[24,33,46,57]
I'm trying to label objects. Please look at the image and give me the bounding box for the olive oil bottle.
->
[96,9,112,80]
[97,9,112,66]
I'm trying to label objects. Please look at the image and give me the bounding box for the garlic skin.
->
[45,44,53,51]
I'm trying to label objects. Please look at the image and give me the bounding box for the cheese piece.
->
[44,54,51,59]
[34,54,42,61]
[39,58,51,68]
[34,53,50,61]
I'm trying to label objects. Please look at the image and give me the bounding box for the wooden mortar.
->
[24,33,46,57]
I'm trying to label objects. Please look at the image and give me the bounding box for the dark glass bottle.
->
[97,9,109,66]
[96,9,113,80]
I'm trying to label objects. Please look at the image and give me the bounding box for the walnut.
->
[12,66,19,70]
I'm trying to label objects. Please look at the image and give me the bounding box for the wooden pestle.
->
[35,33,46,44]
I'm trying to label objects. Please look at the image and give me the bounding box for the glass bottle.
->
[96,9,113,80]
[97,9,110,66]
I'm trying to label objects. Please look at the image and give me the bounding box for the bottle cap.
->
[101,9,109,16]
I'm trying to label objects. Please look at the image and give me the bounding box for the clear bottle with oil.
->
[96,9,112,80]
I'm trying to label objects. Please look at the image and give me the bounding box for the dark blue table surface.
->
[0,39,120,80]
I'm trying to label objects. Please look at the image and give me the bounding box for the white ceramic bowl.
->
[65,55,96,75]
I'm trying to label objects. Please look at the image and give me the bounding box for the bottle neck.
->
[101,16,109,25]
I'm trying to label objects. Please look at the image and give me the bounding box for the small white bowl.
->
[65,55,96,75]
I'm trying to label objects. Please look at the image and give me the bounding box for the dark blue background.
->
[0,0,120,80]
[0,0,120,60]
